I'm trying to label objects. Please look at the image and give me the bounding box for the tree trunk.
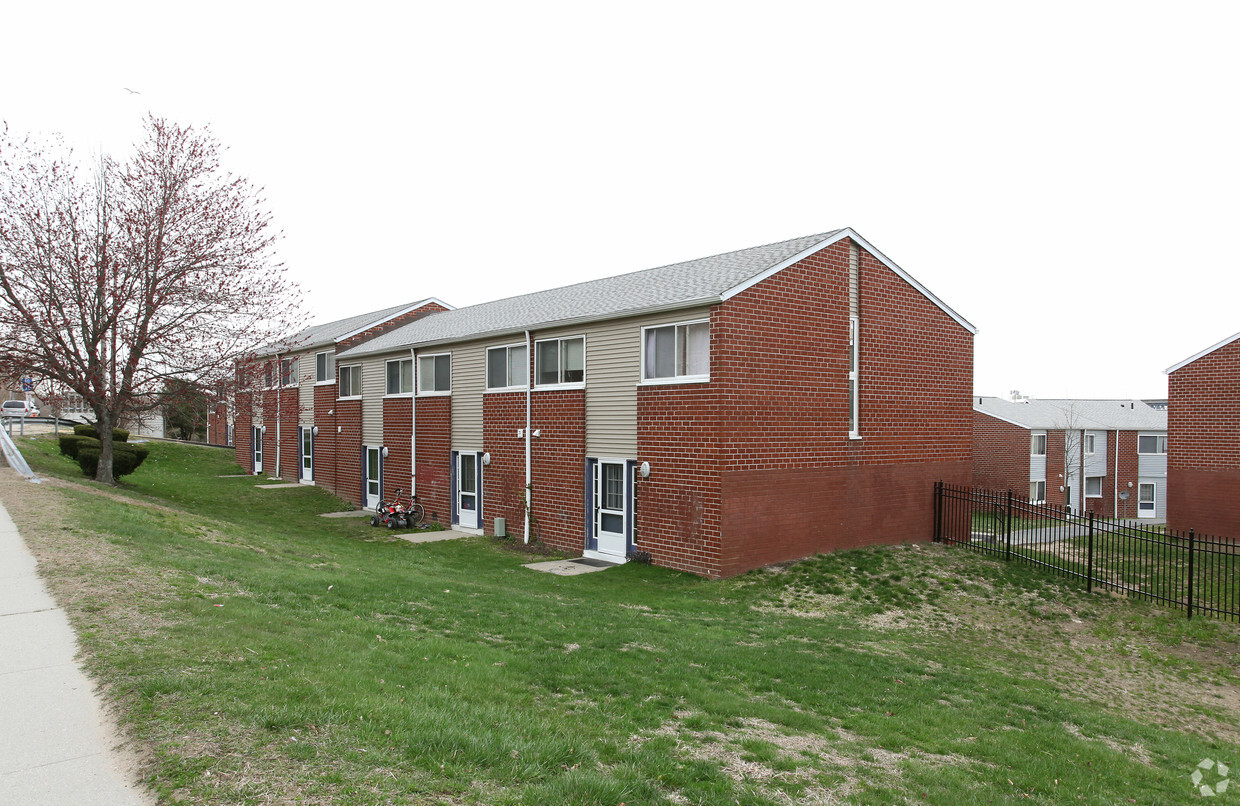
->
[94,408,116,485]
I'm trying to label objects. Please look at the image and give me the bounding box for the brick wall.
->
[636,379,723,576]
[235,391,253,472]
[278,389,300,480]
[336,302,450,354]
[972,412,1030,492]
[1168,340,1240,536]
[312,385,337,492]
[415,396,452,526]
[529,390,587,554]
[335,399,363,506]
[382,397,412,502]
[1114,431,1141,521]
[705,237,972,577]
[482,392,528,539]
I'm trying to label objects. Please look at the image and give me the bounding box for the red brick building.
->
[972,396,1167,520]
[1166,333,1240,537]
[318,229,975,578]
[232,299,452,482]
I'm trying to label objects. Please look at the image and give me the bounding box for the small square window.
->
[1085,476,1103,497]
[386,358,413,395]
[1031,433,1047,456]
[1029,480,1046,503]
[487,344,528,389]
[418,354,451,394]
[316,351,334,383]
[1138,434,1167,454]
[535,337,584,386]
[643,321,710,381]
[339,364,362,397]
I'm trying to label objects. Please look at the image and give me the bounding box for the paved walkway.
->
[0,498,151,805]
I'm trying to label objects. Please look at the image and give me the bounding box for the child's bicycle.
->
[370,488,425,529]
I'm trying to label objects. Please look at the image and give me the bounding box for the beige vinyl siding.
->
[537,305,713,458]
[299,351,315,426]
[361,354,388,445]
[448,342,484,449]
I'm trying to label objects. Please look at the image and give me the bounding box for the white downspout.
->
[410,347,417,496]
[1113,428,1119,519]
[524,330,532,544]
[275,353,282,479]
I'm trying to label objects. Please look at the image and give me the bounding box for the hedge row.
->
[72,424,130,442]
[76,444,150,479]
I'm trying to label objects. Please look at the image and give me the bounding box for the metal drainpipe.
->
[275,353,282,478]
[1113,428,1119,519]
[524,329,532,544]
[410,347,417,496]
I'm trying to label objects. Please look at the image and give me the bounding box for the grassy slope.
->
[7,435,1239,805]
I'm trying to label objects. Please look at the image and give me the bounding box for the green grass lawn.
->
[6,435,1240,805]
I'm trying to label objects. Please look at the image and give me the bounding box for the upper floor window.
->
[535,336,584,386]
[1031,432,1047,456]
[1138,434,1168,454]
[386,358,413,395]
[338,364,362,398]
[487,344,528,390]
[316,351,334,383]
[281,357,299,387]
[1084,432,1096,455]
[642,321,709,382]
[848,317,859,437]
[264,362,274,389]
[418,353,451,394]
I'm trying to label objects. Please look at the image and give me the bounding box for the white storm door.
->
[300,428,313,482]
[457,452,478,529]
[253,427,263,474]
[364,446,381,508]
[1138,483,1156,519]
[595,461,627,557]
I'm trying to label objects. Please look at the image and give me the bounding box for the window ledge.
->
[314,380,335,387]
[638,376,710,387]
[336,395,362,402]
[534,383,585,392]
[485,387,528,394]
[383,393,415,399]
[416,390,452,398]
[848,433,863,441]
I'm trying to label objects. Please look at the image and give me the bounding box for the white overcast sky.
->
[3,1,1236,400]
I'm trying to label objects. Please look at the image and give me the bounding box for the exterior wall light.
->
[640,461,651,478]
[482,452,491,465]
[381,446,389,458]
[311,426,319,436]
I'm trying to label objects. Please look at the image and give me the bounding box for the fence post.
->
[1005,489,1013,562]
[1086,511,1094,593]
[933,481,942,543]
[1187,529,1195,620]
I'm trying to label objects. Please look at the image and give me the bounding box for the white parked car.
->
[1,400,40,418]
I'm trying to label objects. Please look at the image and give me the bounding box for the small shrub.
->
[71,424,130,442]
[58,434,100,459]
[77,447,141,479]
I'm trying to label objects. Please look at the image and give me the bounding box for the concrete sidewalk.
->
[0,498,151,805]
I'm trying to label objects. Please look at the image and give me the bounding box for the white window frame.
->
[1031,432,1047,456]
[1085,476,1103,498]
[281,356,299,388]
[315,350,335,385]
[1029,480,1046,504]
[1137,433,1168,455]
[1084,432,1096,455]
[385,357,414,396]
[486,343,528,391]
[534,336,585,389]
[338,364,362,399]
[263,361,275,390]
[417,353,452,396]
[639,319,711,385]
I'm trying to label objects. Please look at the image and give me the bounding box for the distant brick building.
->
[1166,333,1240,537]
[300,228,974,578]
[973,397,1167,519]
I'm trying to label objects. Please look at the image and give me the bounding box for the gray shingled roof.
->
[975,397,1167,430]
[340,231,847,358]
[261,299,439,356]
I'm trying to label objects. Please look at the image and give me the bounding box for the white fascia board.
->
[974,407,1033,429]
[1165,331,1240,374]
[337,297,719,360]
[722,228,978,335]
[333,298,455,344]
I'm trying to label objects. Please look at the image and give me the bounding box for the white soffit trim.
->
[721,227,978,335]
[1165,330,1240,374]
[334,298,455,344]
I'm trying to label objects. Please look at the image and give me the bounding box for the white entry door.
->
[300,428,313,482]
[253,427,263,474]
[457,452,478,529]
[364,446,381,508]
[1138,483,1156,519]
[594,461,627,558]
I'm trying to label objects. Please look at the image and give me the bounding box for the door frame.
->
[451,450,483,532]
[363,445,382,509]
[299,427,314,484]
[252,426,263,474]
[1137,482,1157,519]
[584,457,632,563]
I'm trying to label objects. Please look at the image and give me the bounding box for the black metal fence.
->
[934,481,1240,622]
